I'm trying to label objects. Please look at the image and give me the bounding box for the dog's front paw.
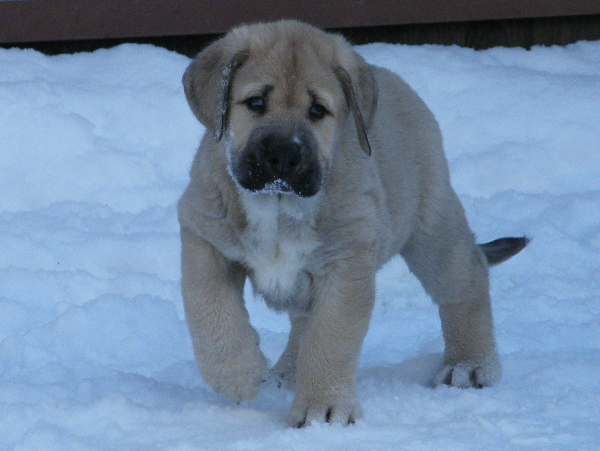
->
[433,353,502,388]
[202,343,268,404]
[290,391,363,427]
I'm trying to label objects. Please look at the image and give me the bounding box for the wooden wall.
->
[1,0,599,54]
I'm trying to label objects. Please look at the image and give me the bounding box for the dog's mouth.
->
[261,179,293,192]
[229,127,324,198]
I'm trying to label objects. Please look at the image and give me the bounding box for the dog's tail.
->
[479,236,529,266]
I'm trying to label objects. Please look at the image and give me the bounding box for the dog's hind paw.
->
[267,366,296,390]
[433,357,502,389]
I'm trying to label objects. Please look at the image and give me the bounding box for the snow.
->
[1,37,599,450]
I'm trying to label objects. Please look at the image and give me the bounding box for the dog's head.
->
[183,20,378,197]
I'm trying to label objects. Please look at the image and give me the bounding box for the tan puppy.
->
[178,20,526,427]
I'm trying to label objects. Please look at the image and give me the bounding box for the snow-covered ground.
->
[1,37,599,450]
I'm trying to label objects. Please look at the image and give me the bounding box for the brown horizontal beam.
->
[1,0,600,44]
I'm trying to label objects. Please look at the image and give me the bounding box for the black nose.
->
[262,138,302,177]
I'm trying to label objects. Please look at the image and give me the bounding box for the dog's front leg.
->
[180,227,268,403]
[290,253,375,427]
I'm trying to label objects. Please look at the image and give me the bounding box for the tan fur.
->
[179,20,502,427]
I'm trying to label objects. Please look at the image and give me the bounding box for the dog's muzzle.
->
[230,126,323,197]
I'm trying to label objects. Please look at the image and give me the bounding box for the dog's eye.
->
[245,96,266,113]
[309,103,328,120]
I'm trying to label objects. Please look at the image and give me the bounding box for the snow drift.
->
[0,39,599,449]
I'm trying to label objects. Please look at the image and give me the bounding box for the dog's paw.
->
[290,392,363,427]
[268,361,296,390]
[433,355,502,388]
[202,344,268,404]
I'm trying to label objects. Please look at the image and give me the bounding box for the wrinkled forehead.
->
[232,39,343,107]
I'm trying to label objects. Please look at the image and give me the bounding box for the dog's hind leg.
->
[400,199,501,388]
[270,312,309,389]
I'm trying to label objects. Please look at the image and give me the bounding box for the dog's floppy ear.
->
[183,42,250,141]
[334,64,378,156]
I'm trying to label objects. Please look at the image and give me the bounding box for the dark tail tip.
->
[479,236,530,266]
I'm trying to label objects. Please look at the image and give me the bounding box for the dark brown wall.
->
[1,0,599,54]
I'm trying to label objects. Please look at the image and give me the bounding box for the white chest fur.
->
[240,193,320,309]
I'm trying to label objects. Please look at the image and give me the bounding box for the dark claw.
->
[470,368,483,389]
[443,368,453,386]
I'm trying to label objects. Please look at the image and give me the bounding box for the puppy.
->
[178,20,526,427]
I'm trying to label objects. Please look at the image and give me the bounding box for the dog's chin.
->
[235,176,321,198]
